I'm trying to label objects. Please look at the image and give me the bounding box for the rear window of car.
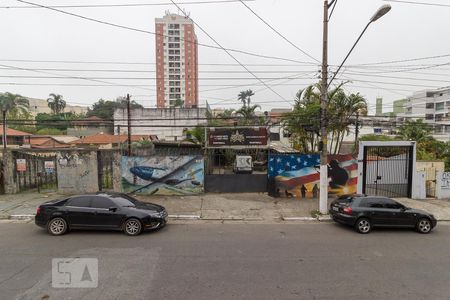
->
[91,196,114,209]
[67,196,91,208]
[335,195,354,203]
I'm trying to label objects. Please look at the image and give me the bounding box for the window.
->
[168,24,180,29]
[425,114,434,120]
[111,197,136,207]
[361,198,384,208]
[426,103,434,109]
[436,102,445,111]
[380,198,403,209]
[67,197,91,208]
[91,197,114,209]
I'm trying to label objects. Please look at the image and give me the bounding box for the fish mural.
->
[121,155,204,195]
[268,154,358,198]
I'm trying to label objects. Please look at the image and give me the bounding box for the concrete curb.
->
[168,214,201,220]
[282,217,316,221]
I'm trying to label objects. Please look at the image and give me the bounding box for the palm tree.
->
[0,92,29,147]
[235,104,261,125]
[238,91,247,107]
[237,89,255,107]
[184,126,205,145]
[47,93,66,114]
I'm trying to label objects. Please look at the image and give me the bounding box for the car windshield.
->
[111,194,141,204]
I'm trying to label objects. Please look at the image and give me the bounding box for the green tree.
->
[0,92,29,115]
[397,119,433,143]
[87,97,143,120]
[184,126,205,145]
[47,93,66,114]
[6,107,35,133]
[282,83,367,154]
[173,98,184,108]
[35,112,84,132]
[237,89,255,107]
[235,104,262,125]
[0,93,30,143]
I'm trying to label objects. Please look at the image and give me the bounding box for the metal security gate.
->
[362,145,414,198]
[13,151,58,193]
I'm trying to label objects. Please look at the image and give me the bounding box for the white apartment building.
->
[398,88,450,141]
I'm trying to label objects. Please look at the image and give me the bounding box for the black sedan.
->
[329,194,437,234]
[35,193,168,236]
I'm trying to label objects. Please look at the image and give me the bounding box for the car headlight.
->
[149,211,166,218]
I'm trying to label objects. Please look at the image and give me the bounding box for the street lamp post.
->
[319,2,391,214]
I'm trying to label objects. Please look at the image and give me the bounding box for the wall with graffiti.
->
[121,155,204,195]
[268,154,357,198]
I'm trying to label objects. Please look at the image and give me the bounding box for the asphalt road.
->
[1,221,449,300]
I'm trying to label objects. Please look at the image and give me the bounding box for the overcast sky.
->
[1,0,450,114]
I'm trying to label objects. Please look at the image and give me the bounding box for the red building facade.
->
[155,13,198,108]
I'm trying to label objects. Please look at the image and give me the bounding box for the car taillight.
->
[36,207,41,215]
[343,207,353,215]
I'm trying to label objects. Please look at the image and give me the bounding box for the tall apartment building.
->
[397,87,450,140]
[155,13,198,108]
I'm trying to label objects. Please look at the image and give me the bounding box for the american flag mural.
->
[268,154,358,198]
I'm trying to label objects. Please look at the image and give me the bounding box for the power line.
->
[238,0,319,63]
[0,66,318,74]
[0,62,155,91]
[2,0,256,9]
[14,0,315,66]
[169,0,290,104]
[348,54,450,66]
[383,0,450,8]
[0,58,317,67]
[0,75,319,80]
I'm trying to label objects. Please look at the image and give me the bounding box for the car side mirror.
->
[109,207,118,212]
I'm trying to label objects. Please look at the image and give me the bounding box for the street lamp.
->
[319,3,391,214]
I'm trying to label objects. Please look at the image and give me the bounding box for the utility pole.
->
[319,0,329,214]
[354,112,360,151]
[2,110,6,149]
[126,94,132,156]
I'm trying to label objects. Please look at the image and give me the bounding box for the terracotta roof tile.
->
[0,126,32,136]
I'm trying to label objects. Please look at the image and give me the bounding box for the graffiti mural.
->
[121,155,204,195]
[268,154,357,198]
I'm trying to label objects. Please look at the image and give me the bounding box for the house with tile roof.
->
[72,132,157,149]
[0,126,31,147]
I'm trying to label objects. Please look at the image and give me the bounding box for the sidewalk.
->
[0,192,449,222]
[135,193,330,222]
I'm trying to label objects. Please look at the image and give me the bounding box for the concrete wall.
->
[2,150,17,194]
[114,107,207,141]
[436,171,450,199]
[56,151,99,194]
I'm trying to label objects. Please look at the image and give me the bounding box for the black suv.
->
[329,195,437,234]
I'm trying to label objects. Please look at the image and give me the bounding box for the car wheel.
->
[47,217,68,236]
[355,218,371,234]
[123,218,142,236]
[416,218,432,234]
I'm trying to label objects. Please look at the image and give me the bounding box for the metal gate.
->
[97,150,114,191]
[362,145,414,198]
[13,151,58,193]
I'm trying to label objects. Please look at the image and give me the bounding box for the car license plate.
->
[332,206,339,212]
